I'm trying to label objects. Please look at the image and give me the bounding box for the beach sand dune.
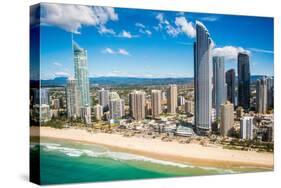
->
[30,126,273,169]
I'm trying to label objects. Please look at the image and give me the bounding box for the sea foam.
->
[40,142,237,173]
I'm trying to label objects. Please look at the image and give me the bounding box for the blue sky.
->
[37,3,274,79]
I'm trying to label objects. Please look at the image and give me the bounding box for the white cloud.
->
[212,46,250,60]
[118,49,130,56]
[102,48,115,54]
[155,14,195,38]
[53,62,62,66]
[135,22,152,36]
[40,3,118,34]
[135,22,145,28]
[175,17,196,38]
[54,71,70,77]
[97,25,116,35]
[144,30,152,35]
[102,48,130,56]
[119,30,132,38]
[116,30,138,38]
[154,13,180,37]
[139,29,152,36]
[166,25,180,37]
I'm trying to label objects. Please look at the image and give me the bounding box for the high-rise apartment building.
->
[194,21,212,135]
[98,88,109,111]
[151,90,162,118]
[213,56,226,119]
[109,98,125,120]
[94,104,103,121]
[66,78,81,119]
[73,42,91,108]
[220,101,234,137]
[167,85,177,114]
[240,116,254,140]
[129,91,146,121]
[256,77,268,114]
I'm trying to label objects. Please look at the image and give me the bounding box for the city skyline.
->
[34,3,274,80]
[30,4,274,185]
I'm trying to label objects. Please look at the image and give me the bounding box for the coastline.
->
[31,126,273,169]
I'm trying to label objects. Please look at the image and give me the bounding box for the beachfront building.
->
[213,56,226,119]
[145,100,152,116]
[167,84,178,114]
[109,98,125,120]
[226,69,236,105]
[73,42,91,124]
[178,96,186,106]
[40,88,49,105]
[94,104,103,121]
[238,52,250,110]
[129,90,146,121]
[240,116,254,140]
[194,21,212,135]
[185,100,194,114]
[256,77,268,114]
[220,101,234,137]
[151,90,162,118]
[80,106,91,125]
[32,104,51,123]
[66,78,81,119]
[73,42,91,108]
[98,88,109,111]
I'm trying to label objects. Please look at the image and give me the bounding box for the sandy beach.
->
[30,126,273,169]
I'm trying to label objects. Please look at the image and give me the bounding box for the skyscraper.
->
[240,116,254,140]
[213,56,226,119]
[167,84,177,114]
[151,90,162,118]
[267,77,274,109]
[220,101,234,137]
[109,98,125,120]
[98,88,109,111]
[73,42,91,108]
[226,69,235,104]
[94,104,103,121]
[66,78,81,119]
[40,88,49,105]
[177,96,186,106]
[256,77,268,114]
[194,21,212,135]
[185,100,194,114]
[238,52,250,110]
[129,91,146,121]
[80,106,91,125]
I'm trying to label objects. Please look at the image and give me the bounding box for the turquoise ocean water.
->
[30,137,269,185]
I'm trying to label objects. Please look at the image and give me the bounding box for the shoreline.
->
[30,126,274,169]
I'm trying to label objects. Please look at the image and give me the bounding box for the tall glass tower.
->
[226,69,236,104]
[238,52,250,110]
[213,56,226,119]
[194,21,212,135]
[73,42,91,108]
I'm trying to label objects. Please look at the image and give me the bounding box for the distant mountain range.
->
[38,75,270,87]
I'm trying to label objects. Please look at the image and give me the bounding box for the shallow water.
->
[30,137,271,185]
